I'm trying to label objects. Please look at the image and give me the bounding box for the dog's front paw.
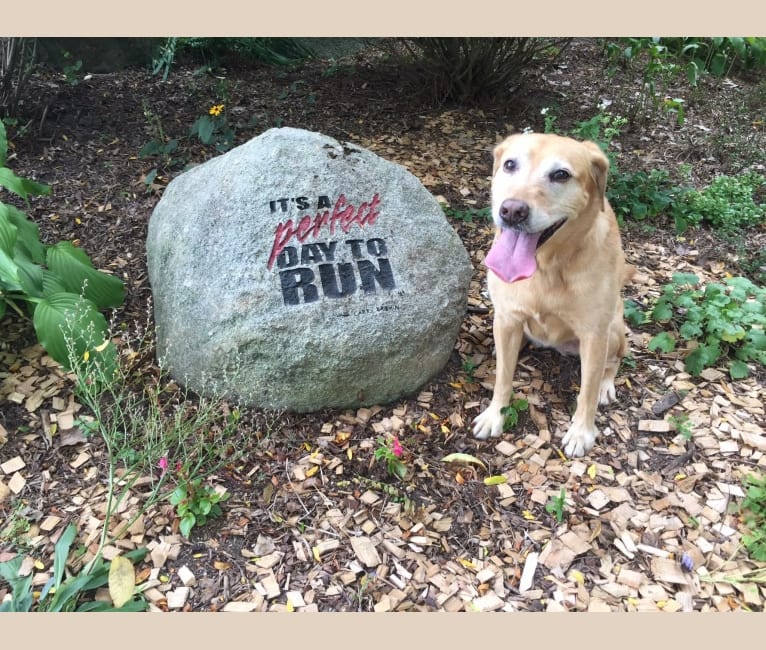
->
[473,404,506,440]
[561,421,598,457]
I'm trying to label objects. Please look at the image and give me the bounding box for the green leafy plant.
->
[138,101,182,190]
[374,436,407,480]
[603,38,689,126]
[540,106,558,133]
[0,501,32,551]
[151,37,177,81]
[545,487,567,524]
[461,358,477,379]
[1,121,124,375]
[169,466,230,538]
[647,272,766,379]
[608,168,682,225]
[0,522,148,612]
[569,110,627,157]
[444,206,490,224]
[64,319,245,544]
[660,37,766,78]
[670,171,765,234]
[61,50,82,86]
[668,413,693,440]
[189,101,235,153]
[739,473,766,562]
[501,396,529,431]
[152,37,314,77]
[624,298,650,327]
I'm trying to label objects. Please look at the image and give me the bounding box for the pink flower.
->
[158,457,169,475]
[392,437,403,458]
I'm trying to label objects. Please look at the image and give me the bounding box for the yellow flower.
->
[209,104,224,117]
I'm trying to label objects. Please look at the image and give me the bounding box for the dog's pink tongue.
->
[484,228,541,283]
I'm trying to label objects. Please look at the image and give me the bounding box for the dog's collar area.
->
[536,219,566,249]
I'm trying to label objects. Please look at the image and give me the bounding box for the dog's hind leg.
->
[599,303,629,405]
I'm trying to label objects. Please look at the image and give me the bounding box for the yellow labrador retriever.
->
[473,132,630,457]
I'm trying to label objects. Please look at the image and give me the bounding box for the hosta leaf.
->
[2,203,45,263]
[32,292,116,376]
[14,251,44,298]
[53,523,78,593]
[0,210,20,288]
[0,122,7,166]
[42,269,68,296]
[108,555,136,608]
[46,241,124,309]
[77,598,147,612]
[0,167,51,202]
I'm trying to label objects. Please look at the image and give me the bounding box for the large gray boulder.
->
[146,127,471,411]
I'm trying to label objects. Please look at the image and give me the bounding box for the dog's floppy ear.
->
[492,141,506,175]
[582,140,609,211]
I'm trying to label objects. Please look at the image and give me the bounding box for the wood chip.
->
[40,515,62,532]
[222,601,259,612]
[177,565,196,586]
[616,568,645,589]
[472,592,504,611]
[349,536,381,568]
[70,451,90,468]
[8,472,26,494]
[651,557,693,585]
[166,587,190,609]
[313,539,339,557]
[638,419,671,433]
[518,552,539,593]
[286,591,307,608]
[1,456,25,474]
[258,572,280,599]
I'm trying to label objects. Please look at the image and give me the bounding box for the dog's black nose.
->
[499,199,529,227]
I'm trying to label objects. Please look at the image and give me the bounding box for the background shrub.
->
[0,38,38,118]
[395,37,569,105]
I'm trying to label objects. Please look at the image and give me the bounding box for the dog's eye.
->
[503,159,517,173]
[550,169,571,182]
